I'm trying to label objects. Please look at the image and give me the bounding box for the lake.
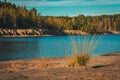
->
[0,34,120,61]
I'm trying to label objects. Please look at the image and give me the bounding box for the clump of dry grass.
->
[68,35,101,66]
[75,53,89,66]
[68,53,89,67]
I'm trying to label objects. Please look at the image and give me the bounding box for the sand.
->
[0,54,120,80]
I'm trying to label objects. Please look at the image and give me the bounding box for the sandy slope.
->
[0,54,120,80]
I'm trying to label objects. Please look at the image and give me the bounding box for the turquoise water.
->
[0,35,120,61]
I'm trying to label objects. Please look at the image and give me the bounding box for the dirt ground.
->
[0,54,120,80]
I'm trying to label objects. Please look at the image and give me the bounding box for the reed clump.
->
[68,53,89,67]
[75,53,89,66]
[68,35,101,67]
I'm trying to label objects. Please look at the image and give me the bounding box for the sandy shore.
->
[0,34,54,38]
[0,30,120,38]
[0,54,120,80]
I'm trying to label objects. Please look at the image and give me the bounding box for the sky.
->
[5,0,120,16]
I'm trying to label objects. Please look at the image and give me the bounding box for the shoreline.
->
[0,29,120,38]
[0,53,119,62]
[0,33,120,38]
[0,34,54,38]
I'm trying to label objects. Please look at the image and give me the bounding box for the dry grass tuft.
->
[68,35,101,66]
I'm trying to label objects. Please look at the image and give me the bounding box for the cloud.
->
[7,0,120,7]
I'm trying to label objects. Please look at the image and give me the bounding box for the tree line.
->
[0,1,120,34]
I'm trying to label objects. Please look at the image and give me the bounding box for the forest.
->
[0,1,120,34]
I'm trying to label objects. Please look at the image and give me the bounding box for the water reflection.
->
[0,40,41,60]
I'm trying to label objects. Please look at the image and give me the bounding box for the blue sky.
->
[6,0,120,16]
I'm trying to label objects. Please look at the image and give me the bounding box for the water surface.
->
[0,35,120,61]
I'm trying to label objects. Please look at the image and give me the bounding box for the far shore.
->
[0,33,120,38]
[0,29,120,38]
[0,34,54,38]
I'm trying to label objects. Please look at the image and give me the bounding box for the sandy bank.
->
[0,29,120,38]
[0,54,120,80]
[0,34,53,38]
